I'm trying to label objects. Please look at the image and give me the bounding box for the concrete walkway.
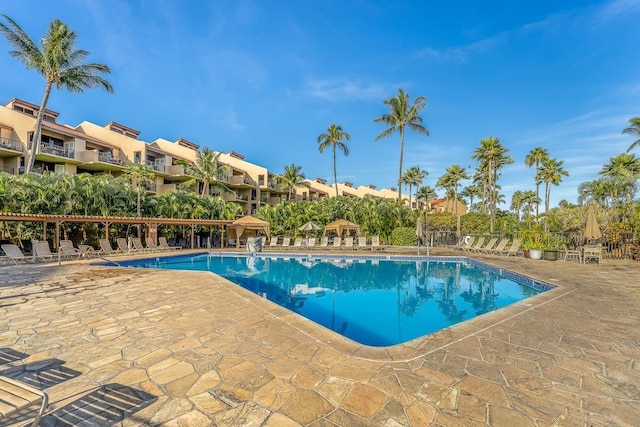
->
[0,250,638,426]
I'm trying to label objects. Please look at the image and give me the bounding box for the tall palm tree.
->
[524,147,549,219]
[317,124,350,197]
[437,164,469,215]
[460,183,481,213]
[623,117,640,153]
[401,165,428,209]
[276,163,309,200]
[471,136,513,232]
[599,152,640,180]
[177,148,230,196]
[123,162,155,217]
[0,15,113,174]
[373,88,430,200]
[537,157,569,214]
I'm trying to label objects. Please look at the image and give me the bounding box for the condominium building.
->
[0,97,406,213]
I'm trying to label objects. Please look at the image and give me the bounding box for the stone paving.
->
[0,249,638,426]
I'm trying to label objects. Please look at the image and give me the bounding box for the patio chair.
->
[332,237,342,249]
[562,245,582,263]
[497,239,522,256]
[0,375,49,427]
[453,235,474,252]
[32,241,55,262]
[158,236,180,250]
[58,240,84,260]
[280,237,291,250]
[306,237,317,248]
[474,237,497,253]
[318,236,329,249]
[145,239,162,252]
[117,238,131,253]
[357,236,370,250]
[268,237,279,249]
[465,236,485,253]
[100,239,121,256]
[0,244,35,265]
[487,238,510,255]
[292,237,303,250]
[582,245,602,265]
[371,235,384,250]
[131,237,151,252]
[343,237,355,250]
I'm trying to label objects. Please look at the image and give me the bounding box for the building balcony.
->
[0,165,15,174]
[0,137,24,156]
[146,160,165,173]
[39,143,75,160]
[77,150,126,171]
[229,175,256,188]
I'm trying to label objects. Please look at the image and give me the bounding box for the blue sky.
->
[1,0,639,208]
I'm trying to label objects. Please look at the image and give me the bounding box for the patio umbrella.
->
[585,204,602,241]
[299,221,321,233]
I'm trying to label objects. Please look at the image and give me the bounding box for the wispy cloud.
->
[414,34,507,64]
[302,78,398,101]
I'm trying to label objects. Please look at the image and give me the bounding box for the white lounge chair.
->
[307,237,316,248]
[332,237,342,249]
[318,237,329,249]
[58,240,83,260]
[131,237,151,252]
[280,237,291,250]
[100,239,121,256]
[487,238,510,255]
[292,237,303,250]
[371,235,384,250]
[357,236,370,250]
[343,237,355,250]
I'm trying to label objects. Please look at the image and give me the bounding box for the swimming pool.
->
[119,253,552,347]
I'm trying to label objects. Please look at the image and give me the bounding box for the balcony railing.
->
[97,151,125,166]
[0,166,14,174]
[40,143,74,159]
[142,182,157,192]
[235,194,248,201]
[0,137,24,152]
[146,160,165,173]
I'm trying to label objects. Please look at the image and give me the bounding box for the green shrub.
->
[391,227,418,246]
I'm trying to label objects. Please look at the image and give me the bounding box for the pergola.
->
[0,213,233,249]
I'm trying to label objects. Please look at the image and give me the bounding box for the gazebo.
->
[226,215,271,248]
[322,219,360,237]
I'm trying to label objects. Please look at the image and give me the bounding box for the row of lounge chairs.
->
[99,237,181,256]
[0,237,182,265]
[266,235,385,251]
[453,236,522,256]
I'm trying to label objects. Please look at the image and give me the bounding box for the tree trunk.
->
[333,146,338,197]
[397,128,405,200]
[26,82,54,174]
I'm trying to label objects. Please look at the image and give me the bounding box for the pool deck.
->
[0,248,638,426]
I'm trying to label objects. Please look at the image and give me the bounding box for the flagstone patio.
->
[0,249,638,426]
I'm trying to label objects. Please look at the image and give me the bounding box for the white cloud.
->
[302,78,399,102]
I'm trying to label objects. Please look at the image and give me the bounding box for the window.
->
[134,151,141,163]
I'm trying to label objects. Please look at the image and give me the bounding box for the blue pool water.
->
[120,254,551,347]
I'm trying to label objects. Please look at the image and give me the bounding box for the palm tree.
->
[415,185,437,211]
[401,165,428,209]
[471,136,513,232]
[537,158,569,214]
[521,190,539,228]
[177,148,230,196]
[623,117,640,152]
[123,162,155,217]
[277,163,309,200]
[373,88,430,200]
[524,147,549,218]
[510,190,524,221]
[599,152,640,180]
[460,184,481,213]
[437,164,470,215]
[317,124,350,197]
[0,15,113,174]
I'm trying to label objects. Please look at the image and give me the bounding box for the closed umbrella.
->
[585,204,602,241]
